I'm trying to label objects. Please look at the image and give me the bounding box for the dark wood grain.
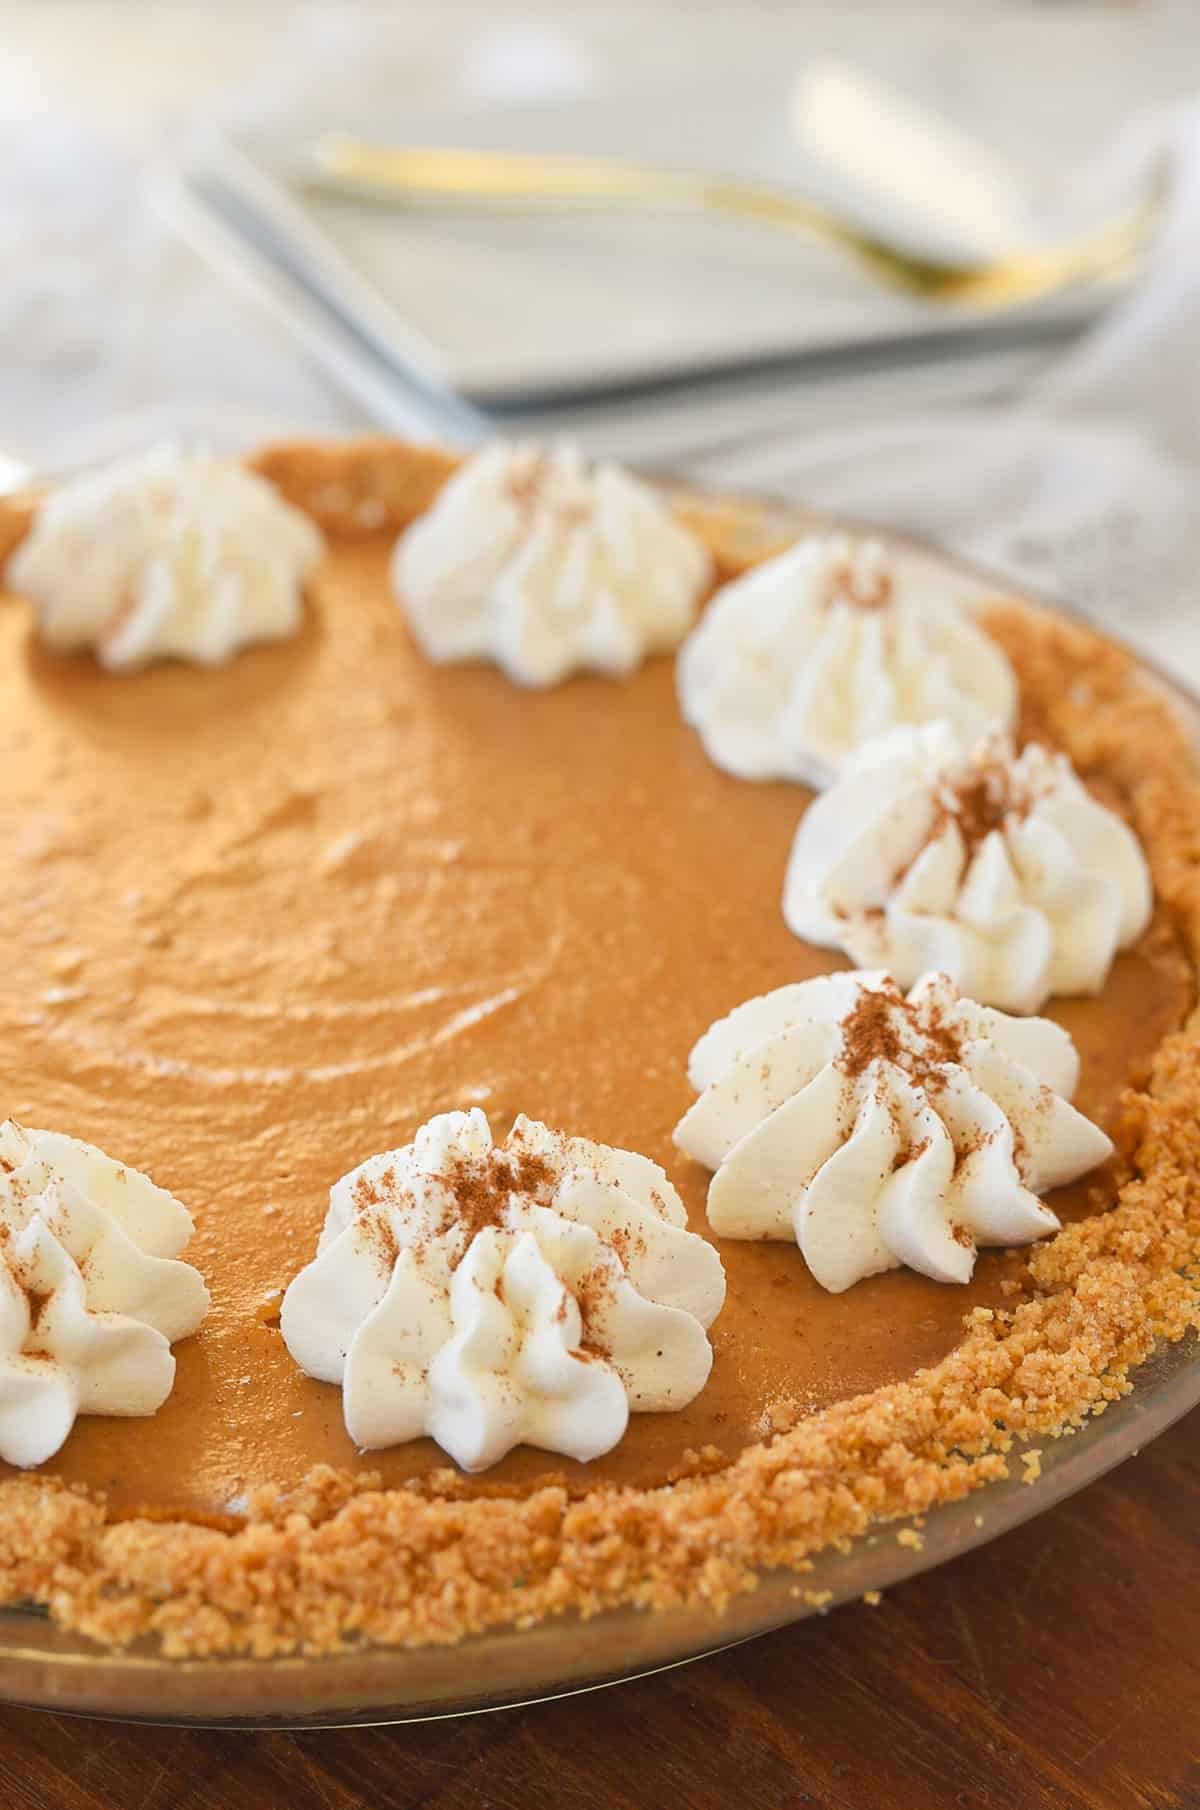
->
[2,1410,1198,1810]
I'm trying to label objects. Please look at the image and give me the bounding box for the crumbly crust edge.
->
[0,440,1197,1659]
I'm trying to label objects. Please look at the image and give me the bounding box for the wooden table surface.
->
[1,1409,1197,1810]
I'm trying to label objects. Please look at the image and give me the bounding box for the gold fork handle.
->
[314,136,808,212]
[308,135,969,295]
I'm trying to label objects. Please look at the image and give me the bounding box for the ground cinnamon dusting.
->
[432,1147,556,1260]
[835,979,963,1087]
[348,1140,559,1269]
[938,764,1024,853]
[505,452,550,513]
[824,561,893,612]
[352,1172,400,1274]
[24,1289,51,1335]
[503,457,590,535]
[892,741,1037,885]
[566,1260,620,1357]
[0,446,1197,1660]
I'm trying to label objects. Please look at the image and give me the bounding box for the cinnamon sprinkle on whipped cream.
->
[677,533,1017,788]
[392,441,711,687]
[675,970,1111,1292]
[784,722,1153,1013]
[0,1122,209,1467]
[281,1109,724,1471]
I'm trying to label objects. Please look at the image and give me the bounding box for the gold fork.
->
[305,134,1168,309]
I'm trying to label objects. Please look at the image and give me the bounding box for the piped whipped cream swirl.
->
[784,723,1153,1013]
[392,442,711,687]
[8,446,323,670]
[0,1121,210,1466]
[674,970,1111,1293]
[677,533,1017,787]
[280,1109,725,1472]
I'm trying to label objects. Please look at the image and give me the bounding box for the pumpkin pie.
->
[0,438,1197,1658]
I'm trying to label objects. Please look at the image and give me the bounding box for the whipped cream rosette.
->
[281,1109,725,1472]
[674,971,1111,1294]
[392,441,711,687]
[0,1121,210,1466]
[677,533,1017,787]
[784,723,1153,1014]
[8,446,323,671]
